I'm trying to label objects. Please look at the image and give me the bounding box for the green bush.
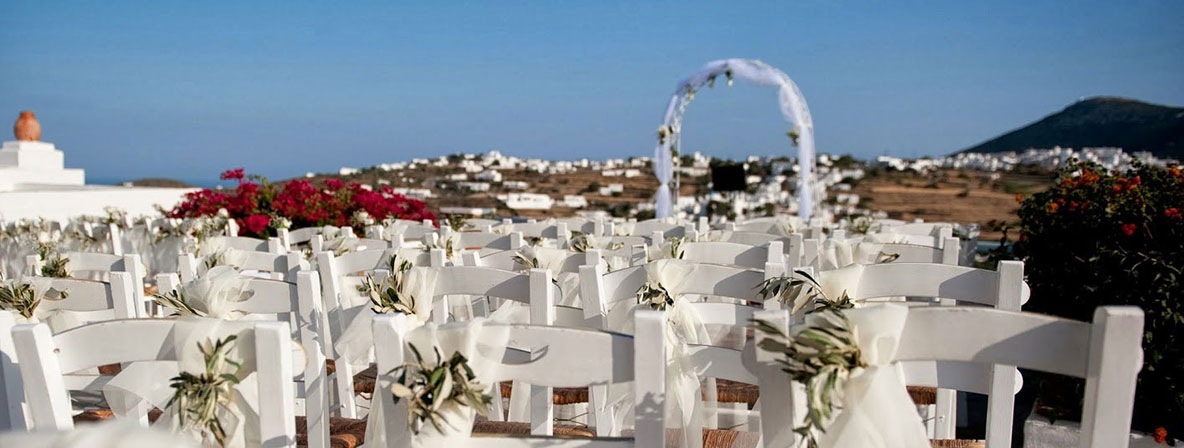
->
[1011,161,1183,437]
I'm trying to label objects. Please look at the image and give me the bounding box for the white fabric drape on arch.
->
[653,58,816,219]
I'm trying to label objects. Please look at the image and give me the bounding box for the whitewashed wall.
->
[0,186,196,221]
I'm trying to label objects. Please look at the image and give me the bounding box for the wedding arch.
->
[652,58,816,219]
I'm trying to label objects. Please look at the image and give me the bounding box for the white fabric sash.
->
[333,267,438,374]
[101,318,292,448]
[814,305,929,448]
[365,317,511,447]
[604,259,707,448]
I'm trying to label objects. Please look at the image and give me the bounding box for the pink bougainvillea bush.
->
[167,169,436,238]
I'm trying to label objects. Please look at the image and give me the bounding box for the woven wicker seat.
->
[352,365,378,395]
[907,386,938,405]
[498,381,590,405]
[72,408,163,425]
[930,439,985,448]
[473,420,596,437]
[296,416,367,448]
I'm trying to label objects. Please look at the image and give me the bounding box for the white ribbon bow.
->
[814,305,929,448]
[366,318,511,447]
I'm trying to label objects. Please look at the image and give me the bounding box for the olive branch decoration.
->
[0,279,68,320]
[425,236,457,261]
[443,215,468,233]
[389,344,491,434]
[167,335,242,448]
[755,269,855,314]
[152,288,205,317]
[358,254,417,315]
[636,281,676,311]
[569,233,623,253]
[753,309,866,448]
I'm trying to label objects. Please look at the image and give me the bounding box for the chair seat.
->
[498,382,589,405]
[931,440,985,448]
[72,408,163,425]
[296,416,367,448]
[473,420,597,437]
[907,386,938,405]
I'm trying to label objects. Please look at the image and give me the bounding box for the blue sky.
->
[2,1,1182,183]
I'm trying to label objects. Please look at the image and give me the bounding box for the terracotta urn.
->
[14,110,42,141]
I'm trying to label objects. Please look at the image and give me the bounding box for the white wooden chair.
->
[810,261,1029,440]
[759,306,1144,448]
[434,231,525,253]
[13,274,140,326]
[25,252,149,315]
[177,250,308,284]
[202,235,286,253]
[555,217,604,236]
[678,241,785,270]
[0,312,27,431]
[500,221,571,241]
[579,261,781,435]
[153,272,330,448]
[370,310,667,447]
[461,248,597,274]
[12,319,299,448]
[712,231,793,251]
[311,249,440,419]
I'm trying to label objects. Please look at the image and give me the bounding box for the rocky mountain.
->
[958,97,1184,159]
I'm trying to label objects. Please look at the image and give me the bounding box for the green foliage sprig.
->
[358,254,417,315]
[754,309,865,448]
[0,280,66,320]
[637,282,675,311]
[167,335,242,448]
[389,345,491,434]
[756,270,854,314]
[152,288,205,317]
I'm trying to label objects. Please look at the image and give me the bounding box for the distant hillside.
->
[127,178,195,188]
[958,97,1184,159]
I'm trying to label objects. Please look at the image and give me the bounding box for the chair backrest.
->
[555,217,601,236]
[204,235,283,253]
[12,319,298,447]
[178,250,307,283]
[371,310,666,446]
[894,306,1144,448]
[316,248,439,314]
[153,272,330,447]
[679,241,779,269]
[579,261,769,322]
[717,231,792,249]
[424,266,561,324]
[463,248,596,274]
[502,221,570,240]
[286,227,324,246]
[442,231,524,251]
[22,274,140,325]
[827,261,1029,307]
[27,252,148,313]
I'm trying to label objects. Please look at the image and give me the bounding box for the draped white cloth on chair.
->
[605,259,708,448]
[815,305,930,448]
[365,317,511,447]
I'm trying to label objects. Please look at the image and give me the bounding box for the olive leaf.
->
[359,254,418,315]
[753,308,865,448]
[167,335,242,447]
[388,343,492,434]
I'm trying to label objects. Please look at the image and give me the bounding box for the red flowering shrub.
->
[1009,161,1184,436]
[168,169,436,238]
